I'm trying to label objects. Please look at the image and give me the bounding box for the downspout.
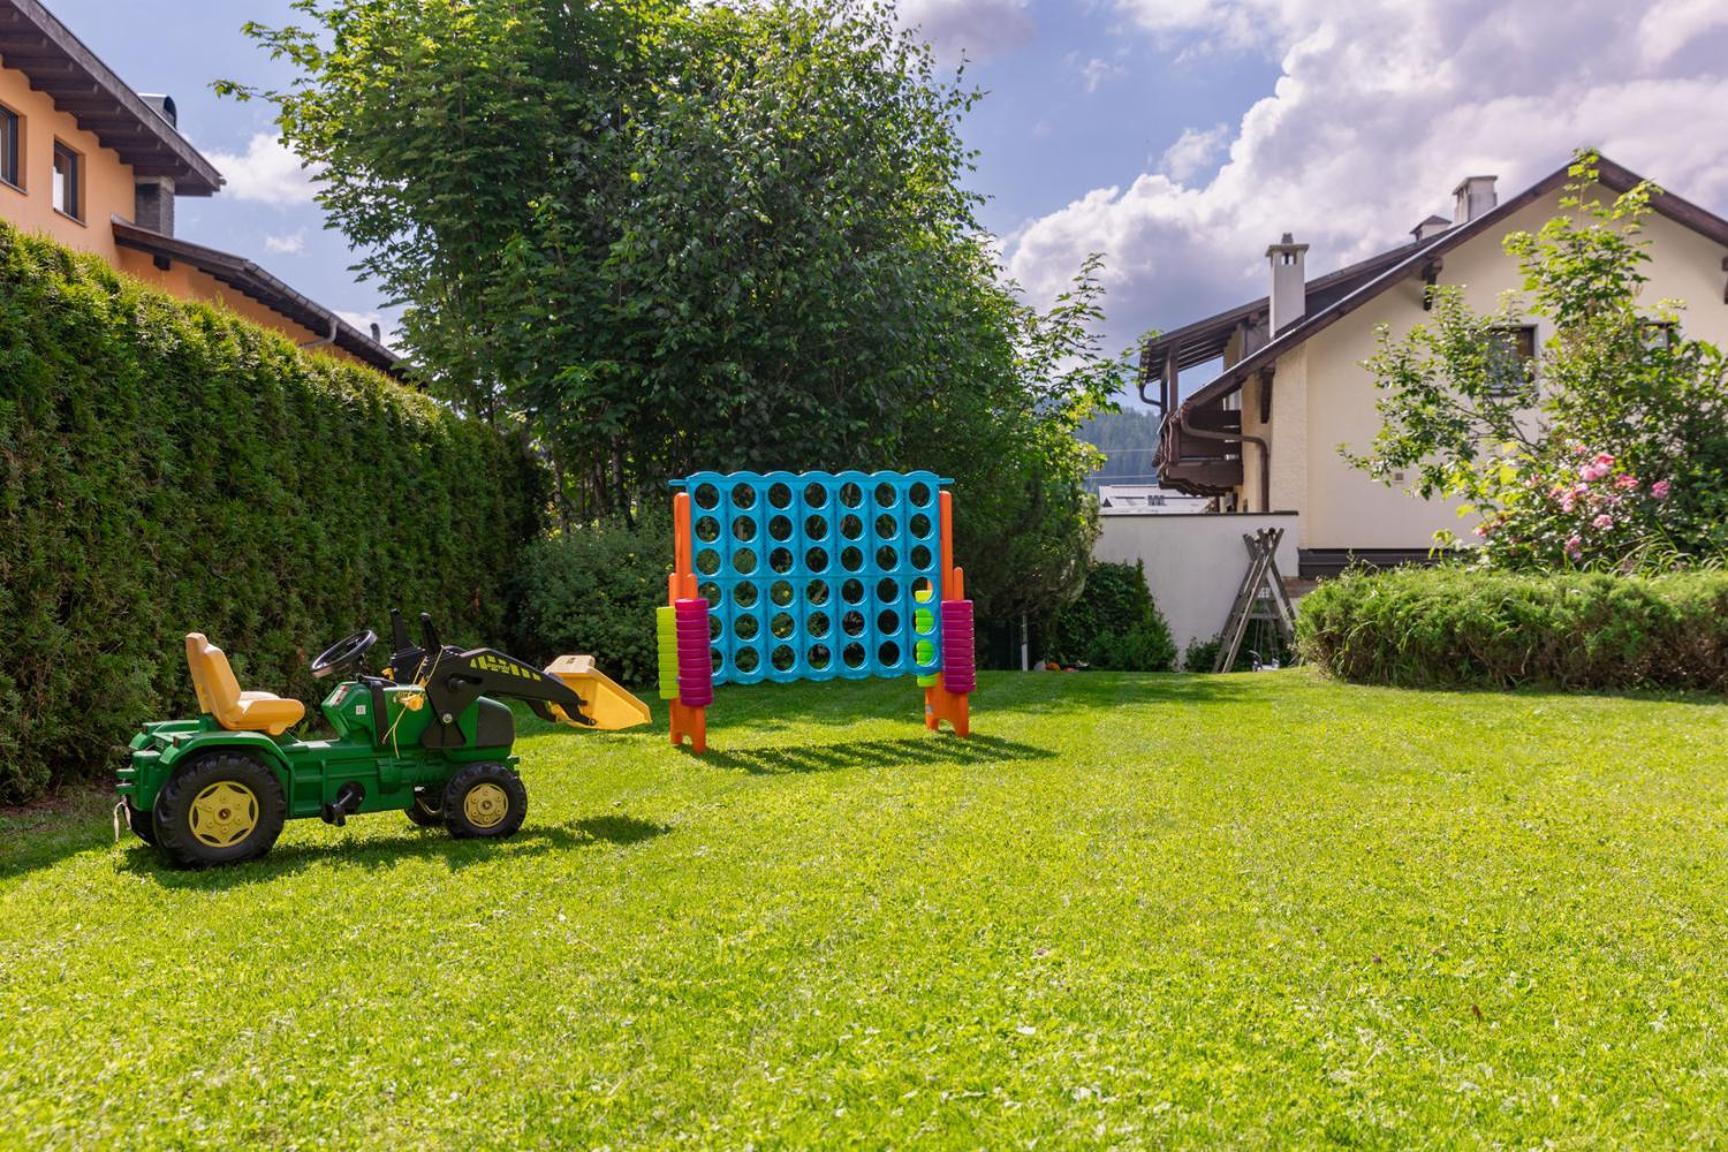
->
[1174,367,1272,512]
[299,313,339,350]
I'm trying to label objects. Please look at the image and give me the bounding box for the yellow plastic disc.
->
[463,782,509,829]
[188,780,259,848]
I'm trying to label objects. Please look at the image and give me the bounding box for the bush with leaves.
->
[1049,561,1176,672]
[1298,565,1728,691]
[510,515,672,688]
[1350,151,1728,572]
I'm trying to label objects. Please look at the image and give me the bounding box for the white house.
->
[1140,154,1728,579]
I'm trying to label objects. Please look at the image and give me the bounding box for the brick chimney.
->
[1266,232,1309,335]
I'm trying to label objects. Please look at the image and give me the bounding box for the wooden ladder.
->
[1214,527,1297,673]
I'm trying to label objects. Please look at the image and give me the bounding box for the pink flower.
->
[1593,452,1615,468]
[1565,534,1583,559]
[1560,491,1577,513]
[1614,474,1639,491]
[1592,513,1614,530]
[1580,462,1610,483]
[1651,479,1671,501]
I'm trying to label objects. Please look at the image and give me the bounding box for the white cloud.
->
[263,229,305,255]
[1159,124,1229,181]
[205,133,322,206]
[1078,56,1125,93]
[899,0,1033,62]
[1006,0,1728,352]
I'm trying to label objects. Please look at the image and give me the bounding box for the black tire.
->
[124,799,158,846]
[404,788,444,828]
[153,752,287,868]
[443,763,527,840]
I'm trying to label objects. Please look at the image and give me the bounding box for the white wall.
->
[1094,513,1300,662]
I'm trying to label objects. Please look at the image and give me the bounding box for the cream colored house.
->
[1142,155,1728,577]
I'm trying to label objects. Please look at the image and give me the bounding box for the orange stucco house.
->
[0,0,396,374]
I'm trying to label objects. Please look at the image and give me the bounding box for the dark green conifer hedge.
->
[0,223,542,801]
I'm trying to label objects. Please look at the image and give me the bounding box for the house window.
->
[52,141,82,220]
[1642,319,1677,349]
[0,105,18,188]
[0,104,22,189]
[1487,325,1537,394]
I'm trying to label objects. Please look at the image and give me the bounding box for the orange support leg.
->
[668,491,709,753]
[921,491,971,737]
[669,699,707,753]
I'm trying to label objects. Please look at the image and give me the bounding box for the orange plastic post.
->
[923,490,970,737]
[668,491,707,752]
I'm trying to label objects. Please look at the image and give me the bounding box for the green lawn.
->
[4,671,1728,1149]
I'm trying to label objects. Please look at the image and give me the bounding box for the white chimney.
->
[1452,175,1497,223]
[1411,214,1451,243]
[1266,232,1309,334]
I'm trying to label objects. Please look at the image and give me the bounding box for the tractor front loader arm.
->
[421,647,597,749]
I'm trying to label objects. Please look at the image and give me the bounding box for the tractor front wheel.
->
[153,752,287,868]
[404,788,444,828]
[443,764,527,840]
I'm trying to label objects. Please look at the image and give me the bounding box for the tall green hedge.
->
[1298,566,1728,691]
[0,223,542,802]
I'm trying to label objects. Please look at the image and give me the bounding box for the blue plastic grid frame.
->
[673,470,950,686]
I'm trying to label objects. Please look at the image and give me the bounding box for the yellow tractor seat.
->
[184,633,306,736]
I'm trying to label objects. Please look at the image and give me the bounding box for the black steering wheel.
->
[310,629,378,680]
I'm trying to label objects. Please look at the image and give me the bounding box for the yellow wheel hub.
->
[188,781,259,848]
[464,782,509,829]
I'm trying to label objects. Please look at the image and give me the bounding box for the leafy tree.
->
[1349,152,1728,571]
[228,0,1116,621]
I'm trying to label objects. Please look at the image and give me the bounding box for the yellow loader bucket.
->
[545,655,652,731]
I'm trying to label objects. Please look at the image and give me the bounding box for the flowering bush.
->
[1472,446,1680,570]
[1351,151,1728,573]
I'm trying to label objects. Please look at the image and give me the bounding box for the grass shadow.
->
[694,732,1055,775]
[107,812,672,891]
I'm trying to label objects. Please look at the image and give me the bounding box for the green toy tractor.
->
[117,611,650,868]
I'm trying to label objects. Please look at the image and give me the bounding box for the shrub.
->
[1297,566,1728,690]
[509,515,672,688]
[0,222,542,802]
[1049,561,1176,672]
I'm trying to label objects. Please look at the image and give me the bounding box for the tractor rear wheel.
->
[153,752,287,868]
[404,788,444,828]
[443,763,527,840]
[123,799,158,846]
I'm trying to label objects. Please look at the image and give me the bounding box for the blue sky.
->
[47,0,1728,360]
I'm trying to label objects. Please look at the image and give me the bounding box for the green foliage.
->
[229,0,1115,626]
[509,515,672,687]
[1298,565,1728,690]
[0,221,541,802]
[1349,150,1728,571]
[1049,560,1176,671]
[10,674,1728,1146]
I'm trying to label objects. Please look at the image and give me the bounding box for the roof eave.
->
[112,220,400,375]
[0,0,224,194]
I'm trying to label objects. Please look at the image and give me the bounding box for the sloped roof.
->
[113,220,399,374]
[1139,237,1438,377]
[1159,155,1728,418]
[0,0,222,195]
